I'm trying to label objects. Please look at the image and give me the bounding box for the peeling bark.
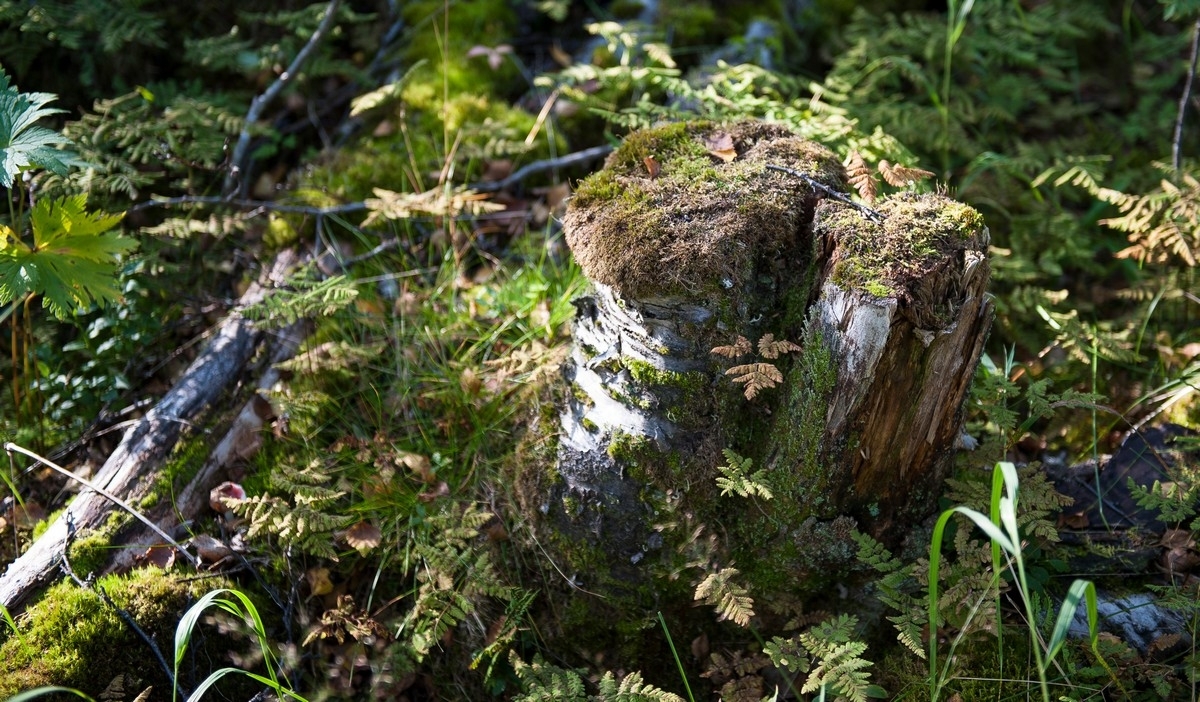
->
[532,121,992,596]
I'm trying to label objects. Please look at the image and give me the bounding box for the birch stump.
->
[517,121,992,599]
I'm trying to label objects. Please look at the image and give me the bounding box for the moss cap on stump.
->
[564,120,846,300]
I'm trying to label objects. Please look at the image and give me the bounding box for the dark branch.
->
[1174,18,1200,173]
[765,164,885,223]
[471,144,614,192]
[224,0,342,197]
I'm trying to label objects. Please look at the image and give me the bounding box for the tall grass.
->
[174,588,306,702]
[927,462,1108,702]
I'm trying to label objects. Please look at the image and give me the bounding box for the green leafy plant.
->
[508,651,685,702]
[174,588,306,702]
[0,66,134,443]
[714,448,773,500]
[927,462,1107,702]
[759,614,886,702]
[0,194,132,318]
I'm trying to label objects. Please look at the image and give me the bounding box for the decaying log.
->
[522,120,992,597]
[0,249,305,610]
[105,318,309,574]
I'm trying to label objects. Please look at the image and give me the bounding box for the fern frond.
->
[597,671,686,701]
[757,333,802,360]
[715,449,773,500]
[764,635,811,675]
[845,151,877,204]
[242,272,360,328]
[878,160,934,187]
[726,362,783,399]
[711,335,752,358]
[509,652,589,701]
[695,567,755,627]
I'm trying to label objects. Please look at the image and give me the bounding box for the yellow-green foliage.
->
[0,568,234,698]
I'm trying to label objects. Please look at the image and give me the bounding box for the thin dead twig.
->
[765,163,885,223]
[224,0,342,197]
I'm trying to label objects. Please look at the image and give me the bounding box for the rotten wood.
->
[528,121,992,595]
[0,248,305,610]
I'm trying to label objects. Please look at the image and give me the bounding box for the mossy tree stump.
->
[527,120,991,605]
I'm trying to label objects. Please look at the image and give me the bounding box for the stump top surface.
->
[564,120,844,299]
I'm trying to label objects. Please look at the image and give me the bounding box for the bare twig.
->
[472,144,613,192]
[1173,18,1200,173]
[5,443,200,569]
[130,195,367,215]
[765,164,885,223]
[224,0,342,197]
[135,145,614,215]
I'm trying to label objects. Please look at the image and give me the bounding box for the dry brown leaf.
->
[307,566,334,596]
[845,151,877,204]
[757,333,801,359]
[726,363,783,399]
[460,367,482,396]
[398,452,435,484]
[136,544,177,569]
[879,160,935,187]
[192,534,233,564]
[418,481,450,503]
[209,481,246,515]
[343,521,383,555]
[712,336,752,358]
[1057,511,1089,530]
[1162,528,1194,549]
[705,131,738,162]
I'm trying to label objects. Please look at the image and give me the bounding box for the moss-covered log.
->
[526,120,992,603]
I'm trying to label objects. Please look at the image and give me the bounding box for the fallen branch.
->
[135,144,617,215]
[472,144,614,192]
[0,249,305,611]
[224,0,342,197]
[765,163,884,223]
[4,443,198,569]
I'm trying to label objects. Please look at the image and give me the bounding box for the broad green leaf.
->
[0,195,133,318]
[0,66,83,187]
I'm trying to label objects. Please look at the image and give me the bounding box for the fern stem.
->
[1174,18,1200,174]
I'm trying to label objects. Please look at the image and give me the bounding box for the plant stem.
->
[224,0,342,197]
[1173,18,1200,174]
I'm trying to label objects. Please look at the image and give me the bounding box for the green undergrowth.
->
[2,1,1200,700]
[0,568,250,700]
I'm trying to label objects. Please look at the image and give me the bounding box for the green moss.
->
[0,569,241,699]
[565,120,845,300]
[607,431,651,463]
[820,192,986,299]
[69,511,129,576]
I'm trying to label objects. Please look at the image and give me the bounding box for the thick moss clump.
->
[0,568,246,699]
[818,193,987,301]
[565,120,846,300]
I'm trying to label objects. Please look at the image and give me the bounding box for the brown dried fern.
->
[712,335,752,358]
[878,160,935,187]
[845,151,877,204]
[726,362,783,399]
[757,333,802,360]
